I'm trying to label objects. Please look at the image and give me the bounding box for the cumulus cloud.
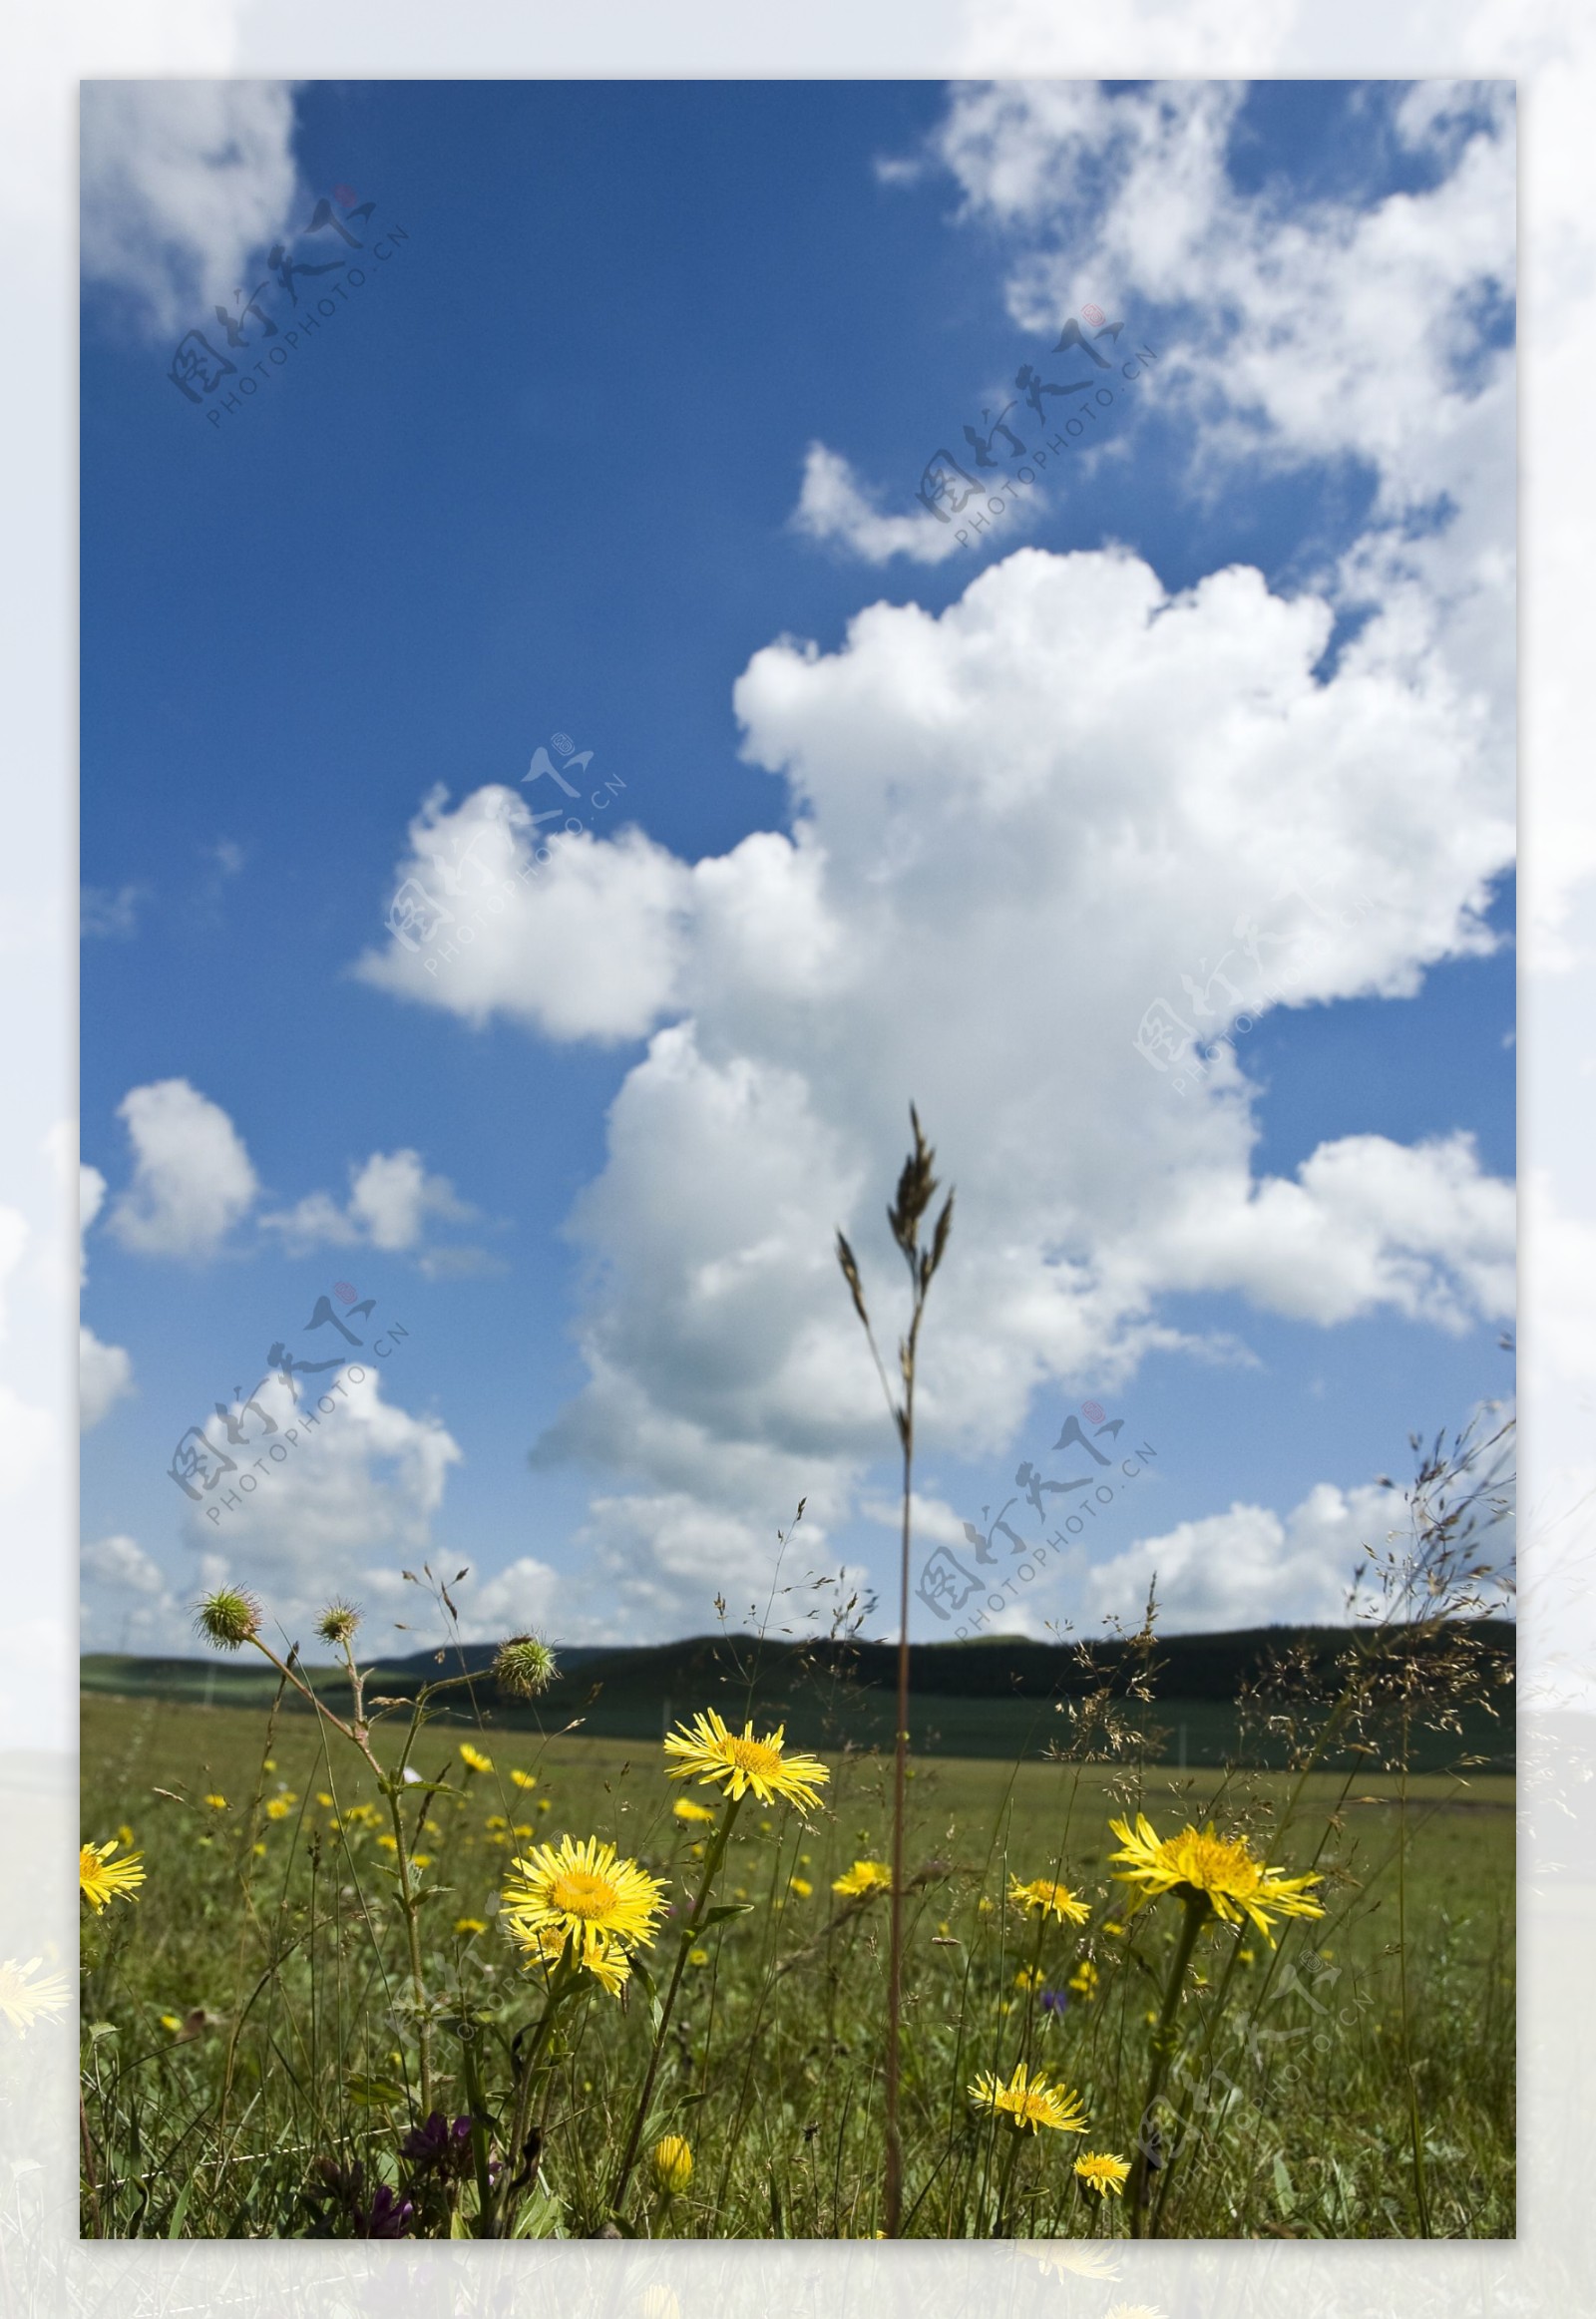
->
[80,1326,134,1432]
[106,1079,259,1259]
[790,443,986,567]
[80,1159,135,1425]
[261,1148,475,1258]
[1082,1480,1399,1634]
[81,1535,185,1653]
[357,530,1511,1636]
[81,81,302,342]
[175,1363,463,1652]
[353,785,692,1039]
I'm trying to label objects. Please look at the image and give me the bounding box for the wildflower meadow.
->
[79,1123,1515,2240]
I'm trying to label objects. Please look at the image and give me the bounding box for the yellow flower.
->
[1068,1959,1100,1997]
[663,1709,829,1812]
[204,1794,227,1810]
[486,1815,509,1832]
[262,1759,276,1772]
[650,2133,693,2196]
[316,1792,334,1808]
[263,1796,296,1821]
[977,1895,996,1917]
[460,1743,494,1774]
[969,2061,1088,2135]
[0,1957,70,2034]
[1107,1815,1324,1942]
[252,1842,266,1858]
[1008,1873,1091,1925]
[672,1797,716,1826]
[160,2012,182,2034]
[1074,2150,1132,2198]
[501,1834,667,1996]
[1102,1921,1125,1937]
[537,1797,552,1811]
[832,1859,893,1898]
[687,1947,711,1967]
[788,1875,813,1899]
[510,1768,538,1791]
[513,1822,534,1837]
[412,1853,434,1870]
[378,1834,398,1852]
[116,1823,136,1848]
[1014,1964,1043,1992]
[455,1917,489,1936]
[80,1840,145,1913]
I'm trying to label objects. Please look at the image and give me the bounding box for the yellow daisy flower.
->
[969,2060,1088,2135]
[788,1875,814,1899]
[510,1768,538,1790]
[832,1859,893,1897]
[1008,1873,1091,1925]
[0,1957,70,2034]
[687,1946,711,1967]
[672,1796,716,1826]
[116,1824,136,1848]
[501,1834,666,1995]
[663,1709,829,1812]
[459,1743,494,1774]
[1107,1815,1324,1941]
[1068,1959,1100,1997]
[454,1917,488,1936]
[263,1796,296,1821]
[650,2133,693,2196]
[160,2012,183,2034]
[1014,1964,1043,1992]
[80,1839,145,1913]
[1074,2150,1132,2198]
[203,1794,227,1810]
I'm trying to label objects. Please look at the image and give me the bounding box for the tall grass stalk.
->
[836,1105,954,2234]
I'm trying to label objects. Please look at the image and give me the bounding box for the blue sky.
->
[79,78,1515,1658]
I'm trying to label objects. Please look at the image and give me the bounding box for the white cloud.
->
[176,1364,463,1652]
[80,1158,136,1424]
[80,1325,134,1432]
[355,538,1511,1634]
[1083,1480,1400,1634]
[81,884,144,939]
[80,1534,183,1654]
[83,1533,167,1598]
[261,1148,475,1257]
[106,1078,259,1259]
[81,81,302,342]
[790,443,985,567]
[353,785,692,1039]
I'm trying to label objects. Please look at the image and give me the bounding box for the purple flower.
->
[1038,1988,1069,2016]
[400,2111,475,2179]
[358,2182,415,2238]
[306,2155,414,2238]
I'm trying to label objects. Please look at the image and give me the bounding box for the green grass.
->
[80,1691,1514,2240]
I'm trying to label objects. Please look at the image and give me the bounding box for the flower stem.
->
[1128,1893,1207,2236]
[492,1955,578,2236]
[610,1792,743,2215]
[381,1775,433,2116]
[991,2125,1024,2237]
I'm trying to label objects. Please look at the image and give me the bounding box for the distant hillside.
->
[81,1621,1514,1771]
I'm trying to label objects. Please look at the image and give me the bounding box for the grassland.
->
[80,1689,1514,2240]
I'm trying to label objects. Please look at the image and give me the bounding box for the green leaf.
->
[628,1949,665,2033]
[1273,2154,1297,2216]
[166,2181,193,2238]
[697,1903,754,1931]
[345,2073,407,2110]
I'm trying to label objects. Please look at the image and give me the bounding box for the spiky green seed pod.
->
[315,1599,362,1646]
[194,1587,262,1652]
[493,1634,558,1699]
